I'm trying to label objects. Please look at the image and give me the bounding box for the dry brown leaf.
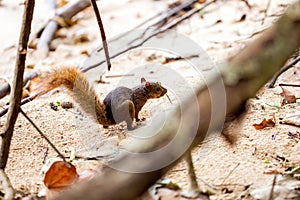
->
[280,86,296,104]
[253,116,276,130]
[40,161,97,199]
[44,161,78,189]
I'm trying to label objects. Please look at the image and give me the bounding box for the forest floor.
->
[0,0,300,199]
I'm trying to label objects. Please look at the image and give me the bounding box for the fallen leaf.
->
[44,161,78,189]
[280,86,296,104]
[39,161,98,199]
[253,116,276,130]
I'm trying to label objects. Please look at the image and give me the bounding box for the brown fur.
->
[35,66,167,129]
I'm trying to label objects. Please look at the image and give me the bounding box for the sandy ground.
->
[0,0,299,199]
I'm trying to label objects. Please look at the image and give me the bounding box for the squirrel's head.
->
[141,77,167,98]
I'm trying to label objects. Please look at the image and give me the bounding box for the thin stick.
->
[104,74,135,78]
[19,108,67,163]
[268,55,300,88]
[221,163,240,184]
[278,83,300,87]
[0,93,39,118]
[90,0,111,72]
[0,0,35,170]
[268,175,277,200]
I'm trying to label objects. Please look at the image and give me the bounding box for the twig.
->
[19,108,67,163]
[104,74,135,78]
[221,163,240,184]
[0,0,34,169]
[0,169,14,200]
[90,0,111,72]
[268,55,300,88]
[268,175,277,200]
[0,0,35,198]
[0,93,39,118]
[278,83,300,87]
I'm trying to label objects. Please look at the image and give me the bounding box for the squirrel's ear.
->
[141,77,146,83]
[145,82,151,88]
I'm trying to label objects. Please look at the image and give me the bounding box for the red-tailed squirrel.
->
[35,66,167,129]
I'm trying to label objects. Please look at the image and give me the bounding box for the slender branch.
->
[268,175,277,200]
[90,0,111,72]
[278,83,300,87]
[19,109,67,163]
[0,94,39,117]
[268,55,300,88]
[0,0,35,169]
[0,0,35,199]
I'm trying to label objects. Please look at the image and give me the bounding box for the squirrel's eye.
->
[156,87,161,91]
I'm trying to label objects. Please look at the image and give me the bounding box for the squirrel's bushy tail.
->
[35,66,107,124]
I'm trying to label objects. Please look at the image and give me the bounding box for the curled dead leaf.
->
[253,116,276,130]
[280,86,296,104]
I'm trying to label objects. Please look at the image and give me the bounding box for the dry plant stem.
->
[268,55,300,88]
[0,169,14,200]
[268,175,277,200]
[0,0,35,199]
[0,71,38,100]
[278,83,300,87]
[54,1,300,199]
[0,94,39,117]
[0,0,35,169]
[221,163,240,185]
[19,109,67,163]
[90,0,111,72]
